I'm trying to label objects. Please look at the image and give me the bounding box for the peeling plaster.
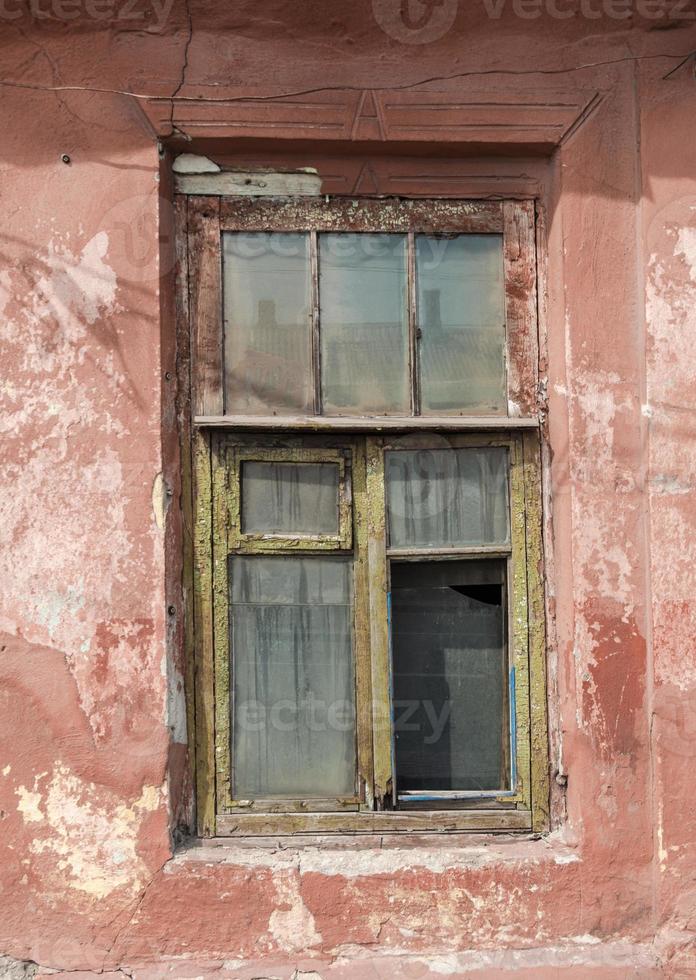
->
[33,233,118,332]
[174,841,579,878]
[151,472,167,532]
[675,226,696,280]
[173,153,222,174]
[23,765,163,899]
[15,785,43,824]
[268,872,322,954]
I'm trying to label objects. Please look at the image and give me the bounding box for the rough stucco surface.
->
[1,4,696,977]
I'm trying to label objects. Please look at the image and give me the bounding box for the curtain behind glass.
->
[230,555,356,799]
[386,447,510,549]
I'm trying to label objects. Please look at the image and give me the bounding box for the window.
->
[183,196,548,836]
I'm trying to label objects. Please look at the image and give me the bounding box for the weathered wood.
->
[504,200,539,418]
[188,197,223,417]
[192,428,217,836]
[194,415,539,431]
[352,442,375,807]
[386,545,511,559]
[226,445,353,552]
[507,435,532,810]
[220,197,503,233]
[309,230,322,415]
[174,195,197,827]
[407,231,419,416]
[175,170,322,197]
[212,436,233,813]
[523,429,550,832]
[365,437,393,808]
[224,799,361,814]
[216,808,532,836]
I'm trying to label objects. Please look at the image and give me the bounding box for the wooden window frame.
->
[181,194,549,837]
[189,196,539,428]
[228,446,353,552]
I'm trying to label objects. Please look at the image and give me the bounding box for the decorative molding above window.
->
[144,86,601,148]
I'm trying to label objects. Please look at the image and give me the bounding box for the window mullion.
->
[365,436,394,808]
[407,230,420,416]
[353,442,376,808]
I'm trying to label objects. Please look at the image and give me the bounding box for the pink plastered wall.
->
[1,6,696,976]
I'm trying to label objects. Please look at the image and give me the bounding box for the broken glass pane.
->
[241,461,340,536]
[230,555,356,799]
[223,232,312,415]
[390,559,508,793]
[385,447,509,549]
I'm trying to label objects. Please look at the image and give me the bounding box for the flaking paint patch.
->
[268,871,322,953]
[152,472,166,531]
[15,785,43,823]
[175,841,577,878]
[675,227,696,281]
[0,224,135,674]
[33,232,118,329]
[26,764,162,898]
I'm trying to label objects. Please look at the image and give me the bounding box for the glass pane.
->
[319,233,409,415]
[223,232,312,415]
[241,460,340,535]
[231,556,355,798]
[391,559,508,792]
[416,235,505,415]
[386,447,509,549]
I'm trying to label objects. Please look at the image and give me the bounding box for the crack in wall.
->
[0,48,693,110]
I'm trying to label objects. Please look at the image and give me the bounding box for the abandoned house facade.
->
[2,2,696,977]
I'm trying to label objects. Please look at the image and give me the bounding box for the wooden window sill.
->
[214,809,532,837]
[194,415,539,432]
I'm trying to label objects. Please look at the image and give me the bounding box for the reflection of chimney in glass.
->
[257,299,277,329]
[423,289,442,333]
[254,299,278,354]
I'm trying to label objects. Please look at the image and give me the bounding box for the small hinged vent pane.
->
[241,461,340,535]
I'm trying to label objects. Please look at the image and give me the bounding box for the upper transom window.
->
[188,197,539,426]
